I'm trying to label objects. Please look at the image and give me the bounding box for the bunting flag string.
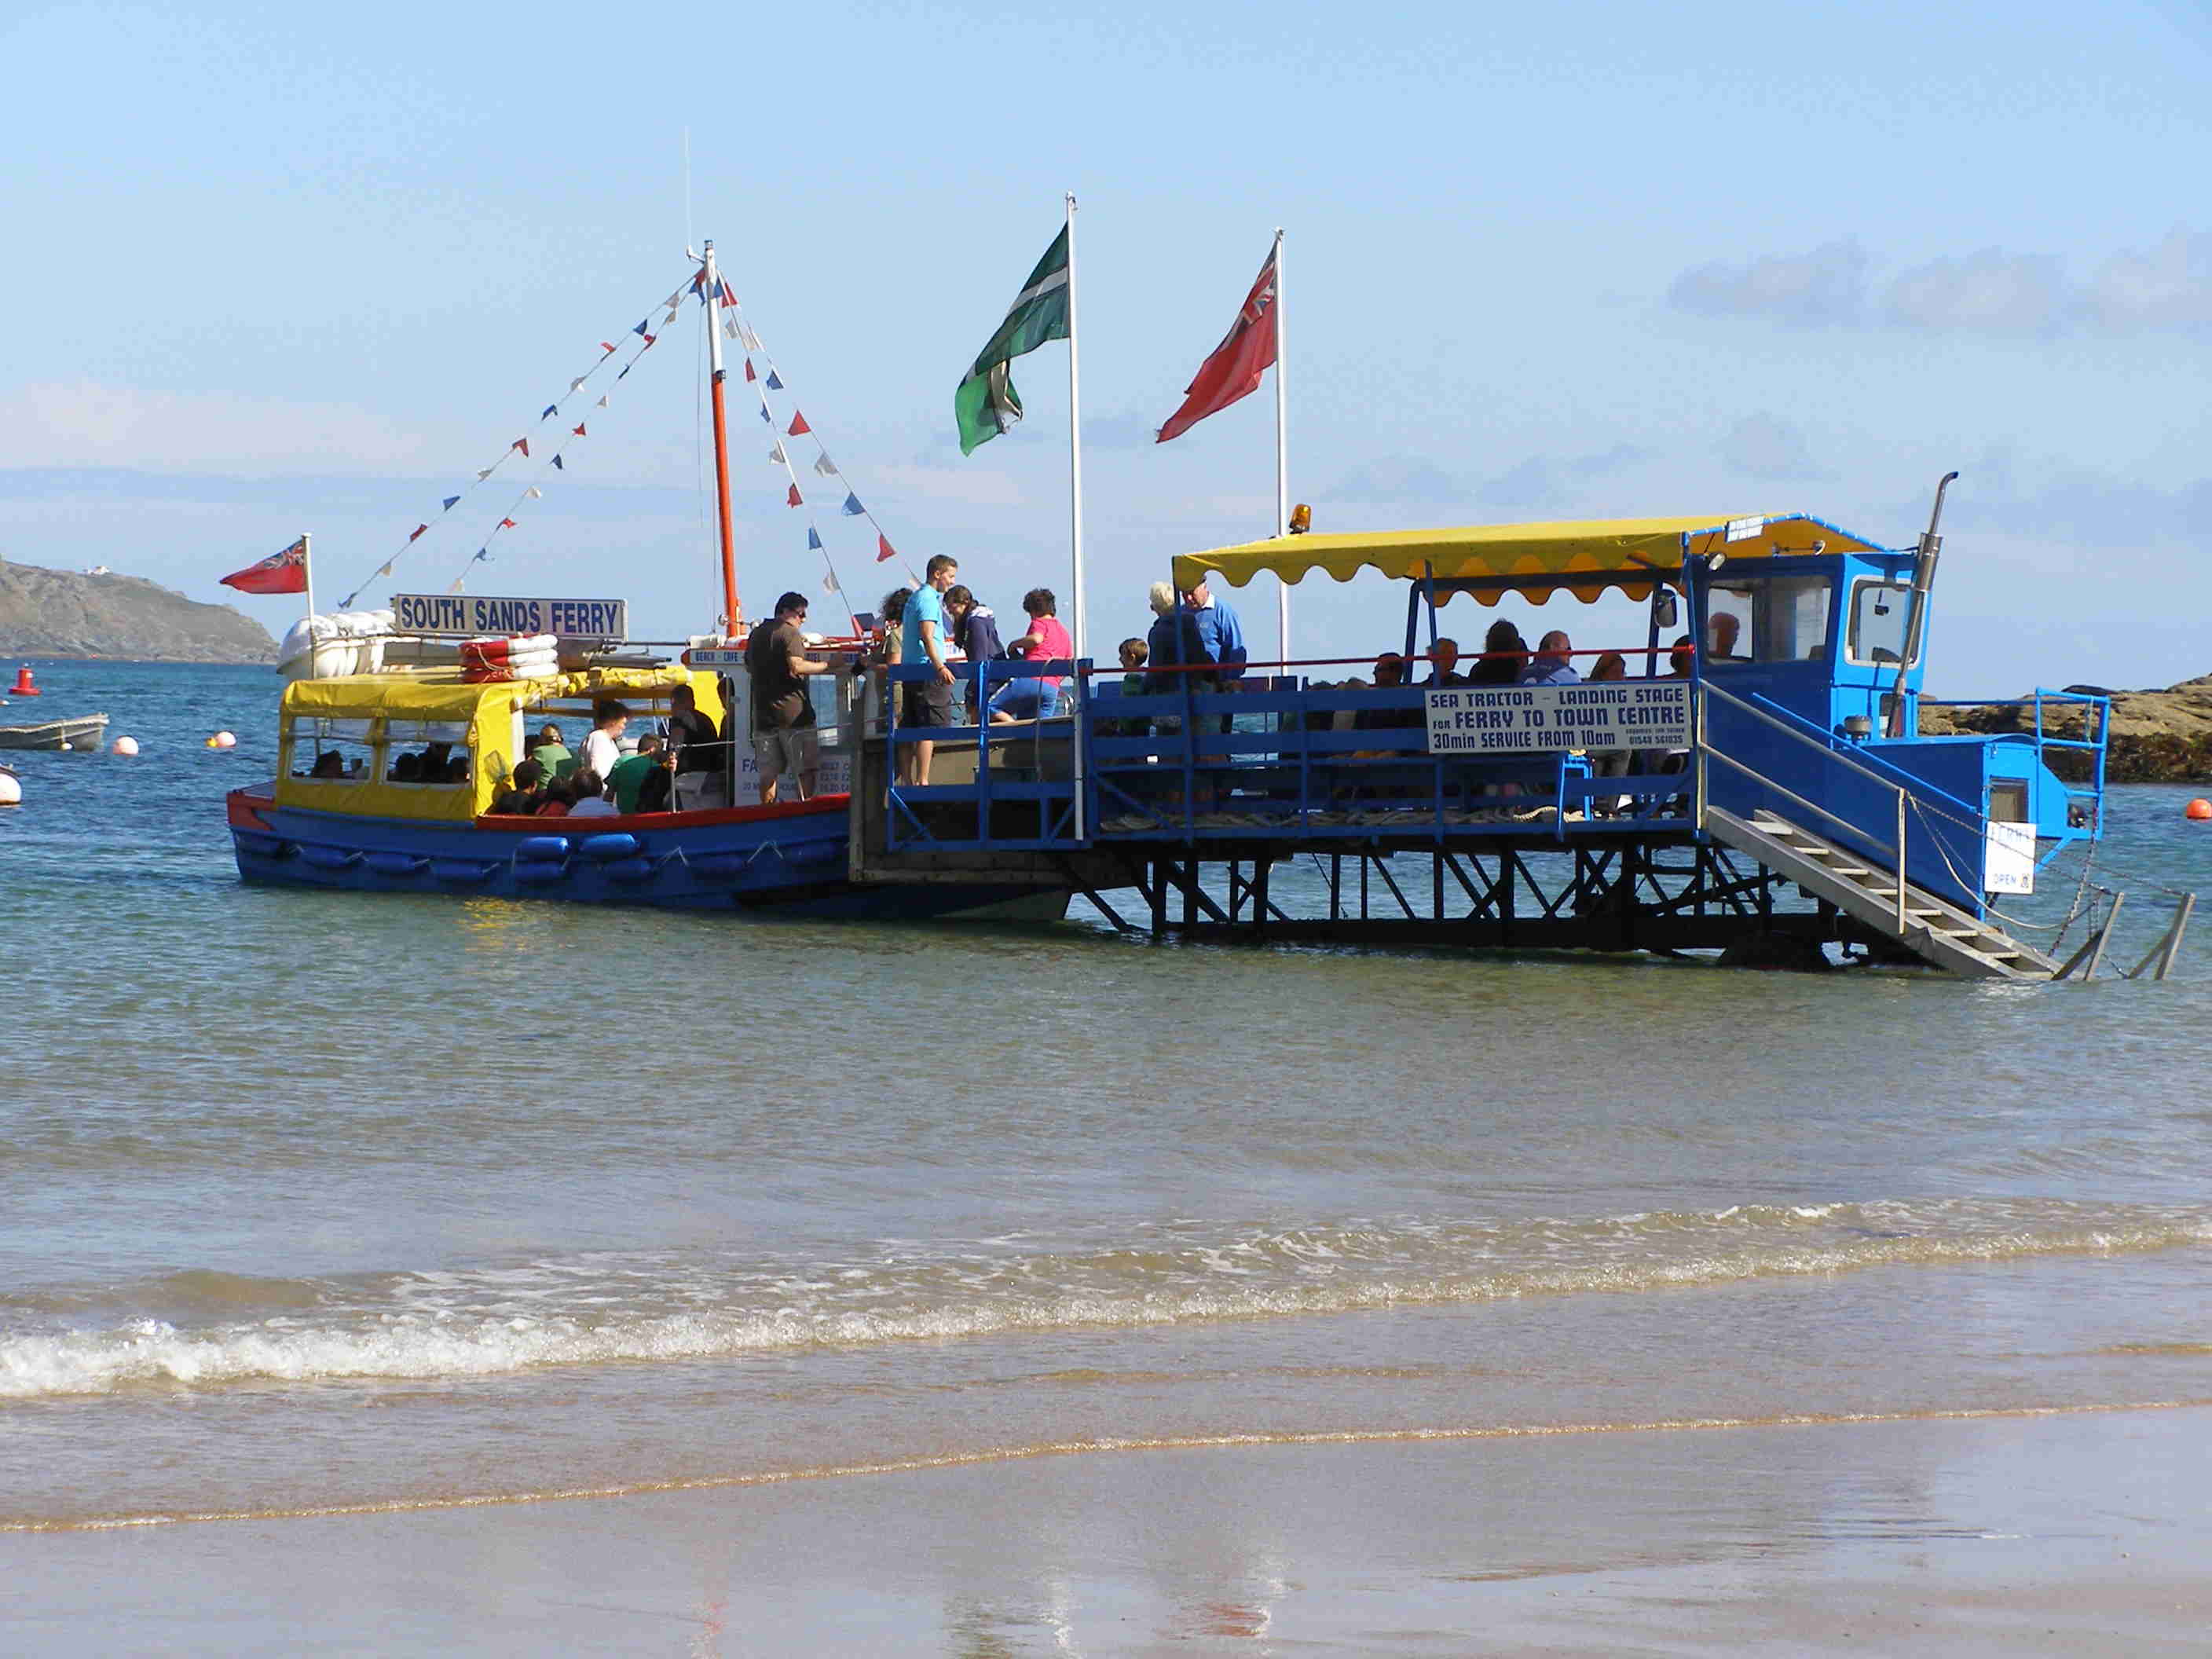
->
[337,276,680,607]
[722,291,921,591]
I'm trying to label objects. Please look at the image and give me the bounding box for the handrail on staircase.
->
[1694,682,1910,933]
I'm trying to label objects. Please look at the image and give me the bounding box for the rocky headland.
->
[0,558,276,663]
[1921,674,2212,784]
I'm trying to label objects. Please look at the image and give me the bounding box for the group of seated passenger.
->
[491,733,674,818]
[388,749,470,784]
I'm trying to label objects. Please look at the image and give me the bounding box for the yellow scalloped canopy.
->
[1170,513,1888,605]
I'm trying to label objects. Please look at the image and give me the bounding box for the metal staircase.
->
[1705,805,2060,980]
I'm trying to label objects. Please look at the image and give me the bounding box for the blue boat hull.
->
[226,789,1068,920]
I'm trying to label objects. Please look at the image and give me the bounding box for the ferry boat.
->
[225,240,1067,921]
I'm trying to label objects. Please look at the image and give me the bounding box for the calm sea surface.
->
[3,661,2210,1543]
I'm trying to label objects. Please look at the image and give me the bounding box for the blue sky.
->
[2,0,2207,690]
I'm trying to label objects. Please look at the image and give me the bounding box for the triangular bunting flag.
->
[477,467,494,481]
[407,523,429,543]
[640,332,656,347]
[787,411,811,436]
[814,452,839,476]
[375,562,394,578]
[723,318,738,339]
[525,486,542,499]
[442,495,460,511]
[511,438,529,457]
[633,320,650,336]
[552,454,564,470]
[739,323,760,351]
[473,549,489,562]
[595,394,608,408]
[822,570,840,594]
[449,577,466,594]
[877,534,897,563]
[569,377,585,394]
[499,518,517,530]
[758,401,771,423]
[766,370,785,391]
[540,405,557,421]
[744,359,756,382]
[768,441,787,464]
[665,290,684,310]
[786,484,802,507]
[663,307,679,326]
[572,423,586,438]
[601,341,617,354]
[840,492,864,517]
[807,527,823,551]
[618,364,632,380]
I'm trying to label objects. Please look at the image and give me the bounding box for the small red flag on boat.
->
[877,533,896,563]
[601,341,617,354]
[499,518,517,529]
[573,423,586,437]
[787,484,802,507]
[406,523,428,543]
[788,411,811,437]
[1156,244,1280,444]
[219,537,308,595]
[744,359,756,382]
[512,438,529,458]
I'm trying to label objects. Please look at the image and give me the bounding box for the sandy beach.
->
[11,1403,2209,1654]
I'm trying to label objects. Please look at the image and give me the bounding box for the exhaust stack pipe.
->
[1887,471,1957,738]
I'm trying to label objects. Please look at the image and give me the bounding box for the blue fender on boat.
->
[514,836,571,860]
[577,833,641,860]
[365,851,428,877]
[298,844,363,870]
[430,859,497,883]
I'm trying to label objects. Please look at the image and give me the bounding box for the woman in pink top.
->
[992,588,1075,723]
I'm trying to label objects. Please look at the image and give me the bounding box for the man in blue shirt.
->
[1518,630,1581,686]
[1181,573,1247,735]
[899,555,960,784]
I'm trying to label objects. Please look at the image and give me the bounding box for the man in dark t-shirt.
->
[667,684,720,775]
[742,591,835,804]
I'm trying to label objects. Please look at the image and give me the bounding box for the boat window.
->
[1846,580,1916,667]
[1708,577,1831,664]
[287,715,378,782]
[385,718,473,786]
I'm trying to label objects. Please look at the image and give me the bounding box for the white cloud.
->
[1668,240,1870,327]
[873,461,1024,507]
[1884,249,2067,332]
[0,381,434,474]
[2086,229,2212,328]
[1719,413,1829,480]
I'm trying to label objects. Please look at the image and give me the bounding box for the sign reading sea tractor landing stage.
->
[1425,683,1690,754]
[391,593,628,639]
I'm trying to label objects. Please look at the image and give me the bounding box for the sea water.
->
[2,661,2209,1563]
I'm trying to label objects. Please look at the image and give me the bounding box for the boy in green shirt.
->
[607,734,665,814]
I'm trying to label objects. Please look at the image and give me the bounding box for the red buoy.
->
[7,665,38,697]
[2187,798,2212,822]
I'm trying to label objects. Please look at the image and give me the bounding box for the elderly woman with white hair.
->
[1142,577,1215,722]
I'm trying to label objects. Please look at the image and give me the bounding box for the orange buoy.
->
[8,665,38,697]
[2188,798,2212,822]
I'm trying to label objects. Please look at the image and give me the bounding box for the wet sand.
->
[10,1403,2207,1655]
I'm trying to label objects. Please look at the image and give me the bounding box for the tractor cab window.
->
[1708,576,1833,665]
[1847,580,1916,667]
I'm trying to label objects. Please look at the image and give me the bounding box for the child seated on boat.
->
[492,758,546,815]
[567,767,618,818]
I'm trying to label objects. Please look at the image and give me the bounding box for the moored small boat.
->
[0,713,108,751]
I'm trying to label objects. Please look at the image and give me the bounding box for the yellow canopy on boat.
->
[1169,512,1889,606]
[273,664,720,821]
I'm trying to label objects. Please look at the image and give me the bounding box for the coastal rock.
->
[0,558,276,664]
[1919,673,2212,784]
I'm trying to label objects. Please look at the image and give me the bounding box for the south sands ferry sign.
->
[391,592,628,639]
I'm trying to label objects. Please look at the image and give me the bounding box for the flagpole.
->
[1273,229,1289,672]
[701,240,742,638]
[1066,191,1088,841]
[302,532,316,623]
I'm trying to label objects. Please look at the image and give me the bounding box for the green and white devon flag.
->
[954,225,1071,455]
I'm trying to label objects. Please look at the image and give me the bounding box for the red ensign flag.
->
[219,537,308,595]
[1156,247,1279,444]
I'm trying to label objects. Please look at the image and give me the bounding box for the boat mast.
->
[701,240,742,638]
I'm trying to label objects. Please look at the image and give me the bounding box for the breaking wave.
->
[4,1198,2207,1400]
